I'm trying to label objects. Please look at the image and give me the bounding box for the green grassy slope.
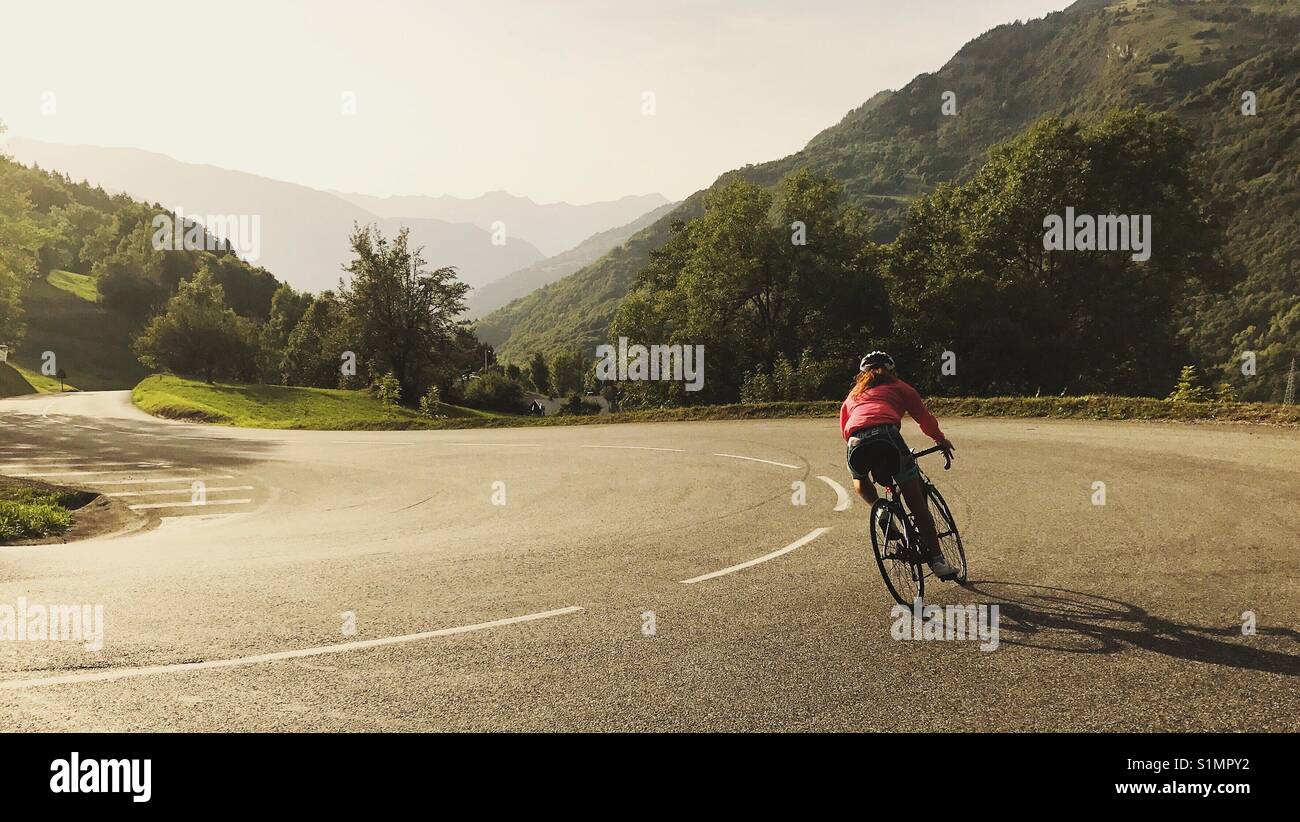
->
[46,269,99,302]
[11,275,149,391]
[0,363,39,397]
[481,0,1300,375]
[132,375,502,430]
[130,376,1300,430]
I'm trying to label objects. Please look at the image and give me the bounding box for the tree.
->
[339,225,469,404]
[611,169,884,405]
[886,109,1227,397]
[0,128,43,347]
[132,268,249,382]
[259,283,313,383]
[282,291,351,387]
[548,349,586,396]
[527,351,550,394]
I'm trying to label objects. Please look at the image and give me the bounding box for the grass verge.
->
[0,483,82,542]
[132,377,1300,430]
[131,375,501,429]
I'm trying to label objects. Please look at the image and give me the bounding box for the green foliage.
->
[547,348,587,396]
[0,136,282,388]
[0,485,75,542]
[480,1,1300,402]
[557,394,601,416]
[1167,365,1210,402]
[887,108,1224,397]
[131,374,497,430]
[611,170,882,405]
[418,384,442,418]
[46,269,98,302]
[741,349,838,403]
[461,370,526,413]
[527,351,550,394]
[0,130,43,347]
[339,225,470,404]
[132,268,253,383]
[281,291,352,388]
[372,372,402,408]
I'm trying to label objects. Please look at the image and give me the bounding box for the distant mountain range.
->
[333,190,670,258]
[2,138,666,296]
[466,201,676,320]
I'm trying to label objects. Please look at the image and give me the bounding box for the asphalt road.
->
[1,391,1297,731]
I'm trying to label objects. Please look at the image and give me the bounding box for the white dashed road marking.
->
[712,453,801,469]
[681,527,832,584]
[816,475,853,512]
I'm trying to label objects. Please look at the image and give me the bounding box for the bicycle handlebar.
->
[912,444,953,470]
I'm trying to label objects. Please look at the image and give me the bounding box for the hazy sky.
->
[1,0,1074,204]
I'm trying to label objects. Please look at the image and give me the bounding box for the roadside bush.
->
[741,349,839,402]
[418,385,443,418]
[557,394,602,416]
[372,372,401,408]
[1166,365,1209,403]
[462,371,525,413]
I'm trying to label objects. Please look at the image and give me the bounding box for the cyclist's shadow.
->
[960,580,1300,676]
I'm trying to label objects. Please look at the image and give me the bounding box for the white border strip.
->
[0,606,585,689]
[681,527,831,584]
[712,453,800,469]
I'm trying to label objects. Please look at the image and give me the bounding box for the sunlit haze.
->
[1,0,1073,202]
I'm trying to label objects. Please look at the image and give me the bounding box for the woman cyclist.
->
[841,351,959,581]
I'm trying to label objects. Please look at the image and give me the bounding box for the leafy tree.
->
[527,351,550,394]
[462,370,525,413]
[339,225,469,404]
[0,127,44,347]
[259,284,313,382]
[282,291,351,387]
[548,348,587,396]
[132,268,249,382]
[886,109,1227,397]
[611,170,884,405]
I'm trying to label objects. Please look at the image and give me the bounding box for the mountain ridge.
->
[480,0,1300,386]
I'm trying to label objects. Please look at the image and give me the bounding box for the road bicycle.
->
[868,444,968,606]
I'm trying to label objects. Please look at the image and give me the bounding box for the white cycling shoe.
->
[928,555,960,581]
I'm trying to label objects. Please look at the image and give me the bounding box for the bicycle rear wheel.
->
[870,499,923,606]
[925,483,967,584]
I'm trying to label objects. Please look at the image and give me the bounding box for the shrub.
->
[462,371,525,413]
[418,385,443,418]
[1166,365,1209,403]
[558,394,602,415]
[372,372,402,408]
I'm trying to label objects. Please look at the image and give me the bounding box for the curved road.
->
[1,391,1297,731]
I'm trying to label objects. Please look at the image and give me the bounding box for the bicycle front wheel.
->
[925,483,967,584]
[870,499,923,606]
